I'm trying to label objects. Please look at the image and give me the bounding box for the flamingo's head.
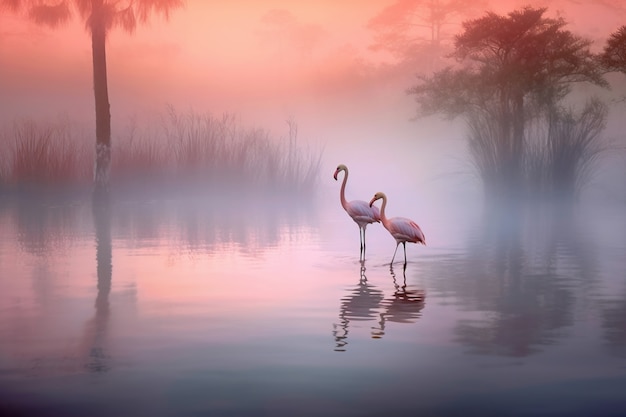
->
[369,191,386,207]
[333,164,347,181]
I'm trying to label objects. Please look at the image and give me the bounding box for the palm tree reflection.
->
[82,190,112,372]
[2,194,114,374]
[333,261,384,351]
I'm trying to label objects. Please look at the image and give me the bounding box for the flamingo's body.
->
[334,164,381,258]
[369,191,425,265]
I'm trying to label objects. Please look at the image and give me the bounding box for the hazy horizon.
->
[1,0,625,205]
[2,4,626,415]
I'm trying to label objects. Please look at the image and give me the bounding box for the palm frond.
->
[28,1,72,28]
[135,0,184,23]
[0,0,21,12]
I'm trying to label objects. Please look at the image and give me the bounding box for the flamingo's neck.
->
[379,195,389,227]
[339,170,349,210]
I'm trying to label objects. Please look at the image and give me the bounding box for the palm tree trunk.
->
[91,0,111,195]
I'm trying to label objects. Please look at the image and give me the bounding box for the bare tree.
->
[257,9,326,63]
[367,0,488,73]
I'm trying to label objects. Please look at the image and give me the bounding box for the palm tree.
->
[1,0,184,194]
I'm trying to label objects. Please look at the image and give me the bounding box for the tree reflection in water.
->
[0,192,117,375]
[83,190,113,373]
[1,192,318,374]
[450,202,605,357]
[601,287,626,358]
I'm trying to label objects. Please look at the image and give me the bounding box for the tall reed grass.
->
[1,118,91,190]
[467,98,610,203]
[525,99,608,201]
[1,109,323,198]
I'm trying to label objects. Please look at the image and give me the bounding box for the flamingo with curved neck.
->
[334,164,381,259]
[369,191,425,265]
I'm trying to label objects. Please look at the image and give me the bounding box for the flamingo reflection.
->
[372,264,426,338]
[333,261,384,351]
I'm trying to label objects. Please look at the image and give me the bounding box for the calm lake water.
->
[1,189,625,417]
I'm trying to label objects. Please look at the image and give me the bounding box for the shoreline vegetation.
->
[0,108,323,201]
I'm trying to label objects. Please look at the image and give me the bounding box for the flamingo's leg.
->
[403,242,407,266]
[358,227,365,259]
[362,226,367,258]
[391,242,400,264]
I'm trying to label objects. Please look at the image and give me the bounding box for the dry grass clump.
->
[467,99,610,203]
[1,110,322,198]
[1,118,91,189]
[524,99,609,201]
[112,109,322,196]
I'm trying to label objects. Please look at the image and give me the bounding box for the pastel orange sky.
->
[1,0,622,127]
[1,1,387,123]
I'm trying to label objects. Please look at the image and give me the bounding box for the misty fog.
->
[1,1,625,208]
[1,1,626,416]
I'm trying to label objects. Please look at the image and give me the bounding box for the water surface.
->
[1,192,625,417]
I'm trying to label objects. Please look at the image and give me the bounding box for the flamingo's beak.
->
[369,197,377,207]
[333,170,339,180]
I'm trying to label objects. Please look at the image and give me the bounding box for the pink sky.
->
[2,0,623,208]
[1,0,622,125]
[0,1,390,123]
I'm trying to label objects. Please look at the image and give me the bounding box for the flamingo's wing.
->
[388,217,426,244]
[369,204,381,222]
[346,200,381,225]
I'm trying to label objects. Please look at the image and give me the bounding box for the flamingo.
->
[369,191,425,265]
[334,164,381,259]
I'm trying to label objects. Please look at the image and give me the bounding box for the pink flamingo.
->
[334,164,381,258]
[369,191,425,265]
